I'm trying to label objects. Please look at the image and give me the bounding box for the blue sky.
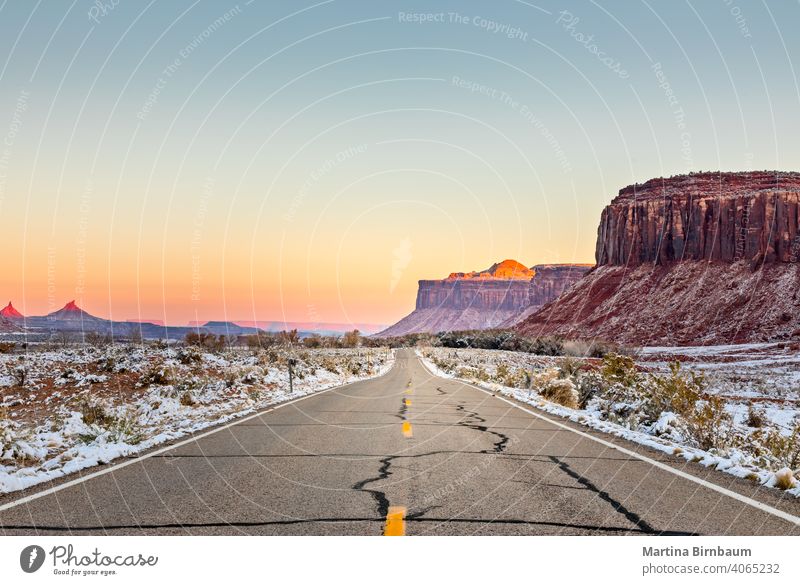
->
[0,0,798,324]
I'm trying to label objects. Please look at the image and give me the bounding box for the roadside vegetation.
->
[0,330,392,493]
[422,346,800,494]
[373,328,621,358]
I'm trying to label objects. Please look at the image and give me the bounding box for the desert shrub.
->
[495,363,510,381]
[276,329,300,345]
[745,404,765,428]
[96,355,118,373]
[0,417,39,465]
[179,391,196,406]
[600,353,639,387]
[773,468,797,491]
[321,356,339,374]
[176,346,203,364]
[256,347,282,367]
[455,366,472,378]
[575,370,605,409]
[240,366,262,385]
[342,330,361,348]
[687,395,731,451]
[528,336,565,356]
[539,378,579,409]
[472,366,490,382]
[185,332,225,352]
[104,415,143,445]
[746,424,800,470]
[10,362,27,387]
[85,331,111,348]
[302,335,323,348]
[496,365,529,388]
[563,339,619,358]
[223,366,263,388]
[245,332,281,350]
[557,357,585,379]
[78,399,112,426]
[140,362,175,386]
[431,356,455,372]
[77,405,143,445]
[642,362,704,421]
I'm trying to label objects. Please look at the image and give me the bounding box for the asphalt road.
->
[1,349,799,535]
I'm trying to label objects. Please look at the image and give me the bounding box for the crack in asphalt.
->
[351,396,409,518]
[548,455,657,534]
[454,402,511,454]
[352,455,395,519]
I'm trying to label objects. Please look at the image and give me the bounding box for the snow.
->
[418,347,800,498]
[0,345,394,494]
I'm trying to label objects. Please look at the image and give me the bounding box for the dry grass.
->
[539,378,579,409]
[774,468,796,491]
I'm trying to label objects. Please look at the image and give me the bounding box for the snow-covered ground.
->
[0,344,394,494]
[418,345,800,497]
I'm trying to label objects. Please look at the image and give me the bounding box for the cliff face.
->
[377,261,591,337]
[518,172,800,346]
[597,172,800,266]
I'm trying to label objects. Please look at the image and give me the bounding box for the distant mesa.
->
[0,302,23,319]
[517,171,800,345]
[126,319,165,326]
[376,259,591,337]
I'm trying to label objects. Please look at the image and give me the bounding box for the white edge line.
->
[0,357,396,513]
[417,353,800,527]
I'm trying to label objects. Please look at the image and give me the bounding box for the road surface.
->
[1,349,798,535]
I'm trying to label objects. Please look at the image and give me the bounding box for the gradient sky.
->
[0,0,798,326]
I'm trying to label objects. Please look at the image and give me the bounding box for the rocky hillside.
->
[377,260,591,336]
[518,171,800,345]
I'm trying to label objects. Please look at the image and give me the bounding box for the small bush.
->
[97,355,118,372]
[185,332,225,352]
[321,356,339,374]
[176,346,203,364]
[0,342,16,354]
[687,395,731,451]
[11,363,27,387]
[745,404,765,428]
[539,378,579,409]
[140,363,175,386]
[79,399,112,426]
[179,391,196,407]
[600,353,639,387]
[773,468,796,491]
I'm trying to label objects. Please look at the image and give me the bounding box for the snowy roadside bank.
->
[417,347,800,498]
[1,346,394,494]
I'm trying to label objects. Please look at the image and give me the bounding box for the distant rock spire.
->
[0,301,23,318]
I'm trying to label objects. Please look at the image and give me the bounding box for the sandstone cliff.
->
[377,260,591,337]
[518,171,800,345]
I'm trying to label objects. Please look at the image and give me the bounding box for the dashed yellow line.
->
[402,420,413,437]
[384,506,406,536]
[404,398,411,406]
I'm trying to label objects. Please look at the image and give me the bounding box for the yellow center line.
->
[402,420,413,437]
[404,398,411,406]
[384,506,406,536]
